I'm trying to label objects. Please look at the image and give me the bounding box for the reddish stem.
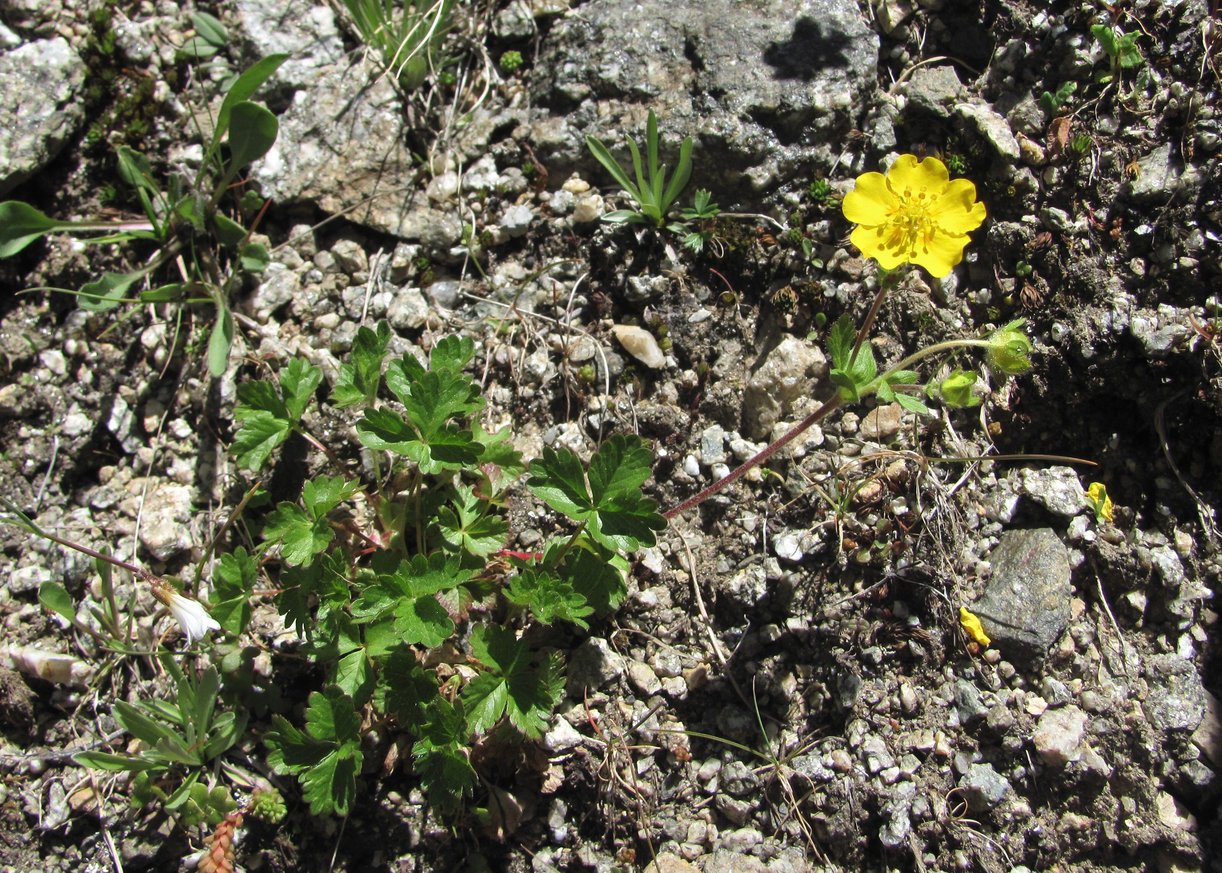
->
[663,394,843,519]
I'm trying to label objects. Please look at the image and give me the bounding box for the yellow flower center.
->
[883,181,938,259]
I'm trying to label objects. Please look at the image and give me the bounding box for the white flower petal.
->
[166,591,221,644]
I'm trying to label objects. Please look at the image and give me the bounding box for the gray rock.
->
[1016,466,1088,517]
[878,781,917,848]
[960,762,1011,812]
[902,66,963,119]
[954,679,988,725]
[954,101,1021,163]
[742,336,828,440]
[627,660,662,696]
[566,637,625,694]
[1122,142,1202,205]
[530,0,877,197]
[253,56,459,253]
[970,528,1072,663]
[387,286,430,330]
[0,38,87,195]
[1143,654,1206,734]
[230,0,345,88]
[1033,704,1088,766]
[499,204,534,238]
[132,481,194,561]
[700,424,728,466]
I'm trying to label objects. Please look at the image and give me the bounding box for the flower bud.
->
[987,319,1033,374]
[939,369,981,408]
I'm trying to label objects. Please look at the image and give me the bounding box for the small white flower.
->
[154,582,220,644]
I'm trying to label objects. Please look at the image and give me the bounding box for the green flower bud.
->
[987,319,1033,374]
[939,369,981,408]
[249,787,288,823]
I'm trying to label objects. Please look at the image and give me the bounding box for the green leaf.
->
[240,242,270,273]
[332,322,391,407]
[265,502,332,567]
[211,213,247,249]
[334,648,374,703]
[115,147,161,201]
[191,11,228,47]
[38,582,75,622]
[74,750,158,772]
[527,435,666,551]
[208,306,233,377]
[895,393,930,415]
[213,54,288,149]
[301,747,361,817]
[231,410,288,471]
[209,547,257,635]
[463,624,563,738]
[374,651,439,731]
[826,314,855,370]
[79,270,142,312]
[225,101,279,172]
[435,486,508,557]
[412,697,474,815]
[266,688,363,817]
[0,201,73,257]
[461,672,509,735]
[301,475,356,518]
[563,545,628,614]
[281,359,323,420]
[504,567,592,628]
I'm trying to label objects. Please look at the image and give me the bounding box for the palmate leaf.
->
[462,624,564,738]
[266,688,363,817]
[374,649,440,732]
[527,435,666,551]
[333,322,391,407]
[209,547,257,635]
[232,359,323,470]
[264,503,332,566]
[412,697,474,815]
[435,486,509,557]
[504,567,592,628]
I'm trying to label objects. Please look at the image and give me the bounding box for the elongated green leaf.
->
[39,582,75,622]
[226,101,279,171]
[211,212,247,249]
[213,54,288,147]
[192,11,228,47]
[74,750,158,772]
[208,305,233,377]
[79,270,142,312]
[585,137,641,201]
[0,201,71,257]
[661,136,694,214]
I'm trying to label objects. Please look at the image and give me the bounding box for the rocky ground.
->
[1,0,1221,871]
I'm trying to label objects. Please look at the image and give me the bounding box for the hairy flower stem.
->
[665,283,892,520]
[663,394,844,519]
[663,331,994,519]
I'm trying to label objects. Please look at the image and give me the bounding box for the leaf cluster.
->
[0,46,286,375]
[74,655,245,811]
[235,323,665,817]
[586,110,695,229]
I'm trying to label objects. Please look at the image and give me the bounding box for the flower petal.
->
[931,178,987,233]
[911,230,970,279]
[850,224,908,270]
[887,154,949,194]
[841,172,895,225]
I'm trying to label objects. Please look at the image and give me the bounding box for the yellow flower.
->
[842,154,987,278]
[1085,482,1114,524]
[959,606,991,648]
